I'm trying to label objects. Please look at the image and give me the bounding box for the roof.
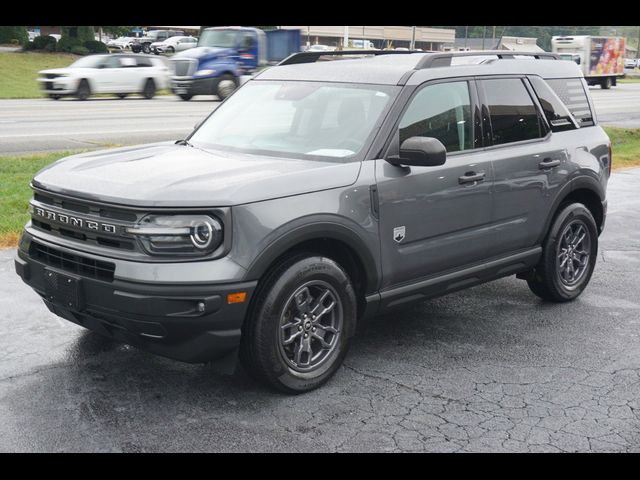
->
[256,52,585,86]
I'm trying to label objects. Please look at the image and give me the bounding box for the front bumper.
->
[170,76,217,96]
[38,77,76,95]
[15,233,257,364]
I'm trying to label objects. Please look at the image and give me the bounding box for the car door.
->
[375,79,494,289]
[94,55,122,92]
[476,76,570,257]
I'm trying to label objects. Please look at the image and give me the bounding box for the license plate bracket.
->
[44,268,85,311]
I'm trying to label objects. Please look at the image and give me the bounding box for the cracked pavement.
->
[1,169,639,452]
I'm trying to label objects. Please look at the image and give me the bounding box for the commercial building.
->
[280,26,456,51]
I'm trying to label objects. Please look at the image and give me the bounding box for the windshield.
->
[189,81,398,161]
[198,29,240,48]
[69,55,108,68]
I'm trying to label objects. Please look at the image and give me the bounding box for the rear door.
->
[376,79,495,289]
[476,76,570,257]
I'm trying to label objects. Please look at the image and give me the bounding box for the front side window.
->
[189,81,398,161]
[480,78,543,145]
[398,81,473,153]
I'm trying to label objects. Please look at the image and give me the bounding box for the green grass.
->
[1,128,640,248]
[0,150,87,247]
[0,51,80,99]
[619,76,640,83]
[604,127,640,170]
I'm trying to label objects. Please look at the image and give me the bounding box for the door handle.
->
[458,171,485,184]
[539,158,561,169]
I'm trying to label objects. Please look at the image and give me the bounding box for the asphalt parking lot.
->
[1,168,639,452]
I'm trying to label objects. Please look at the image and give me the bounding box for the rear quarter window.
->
[544,78,595,127]
[528,76,579,132]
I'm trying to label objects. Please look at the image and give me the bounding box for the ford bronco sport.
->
[15,51,611,393]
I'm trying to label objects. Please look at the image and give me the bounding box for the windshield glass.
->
[69,55,108,68]
[198,29,240,48]
[190,81,398,161]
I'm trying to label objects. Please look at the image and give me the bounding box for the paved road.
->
[589,83,640,128]
[0,96,219,155]
[1,169,639,452]
[2,82,640,156]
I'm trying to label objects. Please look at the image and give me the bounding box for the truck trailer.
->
[551,35,625,89]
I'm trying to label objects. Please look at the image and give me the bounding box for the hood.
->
[32,143,361,208]
[39,68,75,75]
[173,46,233,60]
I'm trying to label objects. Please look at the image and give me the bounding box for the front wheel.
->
[215,74,238,100]
[178,93,193,101]
[76,79,90,101]
[527,203,598,302]
[240,254,357,393]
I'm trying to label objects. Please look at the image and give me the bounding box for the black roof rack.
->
[415,50,560,69]
[278,50,423,66]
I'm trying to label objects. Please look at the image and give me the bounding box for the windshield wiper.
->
[175,139,194,147]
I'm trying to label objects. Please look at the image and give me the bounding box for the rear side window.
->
[136,57,153,67]
[528,76,579,132]
[399,81,473,153]
[480,78,543,146]
[544,78,595,127]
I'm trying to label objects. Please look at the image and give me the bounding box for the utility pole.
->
[637,25,640,60]
[464,26,468,49]
[410,26,416,50]
[492,25,496,47]
[482,26,487,50]
[343,25,349,49]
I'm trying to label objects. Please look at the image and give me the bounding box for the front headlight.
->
[127,214,223,256]
[194,69,216,76]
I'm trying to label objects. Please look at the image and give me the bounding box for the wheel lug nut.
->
[312,327,316,332]
[304,333,308,338]
[298,326,303,331]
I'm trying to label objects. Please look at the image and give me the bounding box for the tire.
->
[116,93,127,99]
[48,94,61,100]
[76,79,90,101]
[215,74,238,100]
[142,79,156,99]
[240,254,357,393]
[601,77,612,89]
[142,43,151,54]
[527,203,598,302]
[167,46,175,54]
[178,93,193,101]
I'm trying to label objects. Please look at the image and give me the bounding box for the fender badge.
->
[393,226,406,243]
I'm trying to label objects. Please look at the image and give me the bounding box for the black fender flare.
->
[244,218,380,294]
[537,174,605,244]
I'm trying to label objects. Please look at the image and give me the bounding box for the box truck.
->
[551,35,625,89]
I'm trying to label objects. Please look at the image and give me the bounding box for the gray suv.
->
[15,51,611,393]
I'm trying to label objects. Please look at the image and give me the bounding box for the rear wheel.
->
[76,79,90,101]
[240,254,357,393]
[142,79,156,99]
[178,93,193,101]
[216,74,238,100]
[48,94,61,100]
[601,77,612,89]
[527,203,598,302]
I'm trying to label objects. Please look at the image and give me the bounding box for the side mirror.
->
[388,136,446,167]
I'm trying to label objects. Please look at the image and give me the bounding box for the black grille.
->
[30,241,115,282]
[46,74,59,79]
[45,81,53,90]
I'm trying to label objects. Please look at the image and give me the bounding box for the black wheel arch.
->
[538,175,606,244]
[244,220,381,304]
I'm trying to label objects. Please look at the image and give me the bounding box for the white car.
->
[150,36,198,54]
[307,44,335,52]
[624,58,638,69]
[107,37,135,51]
[37,54,170,100]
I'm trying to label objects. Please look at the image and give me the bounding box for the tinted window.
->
[528,76,578,132]
[136,57,153,67]
[399,81,473,153]
[481,78,542,145]
[545,78,594,127]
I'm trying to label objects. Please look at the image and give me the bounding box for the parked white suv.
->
[38,54,170,100]
[151,36,197,54]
